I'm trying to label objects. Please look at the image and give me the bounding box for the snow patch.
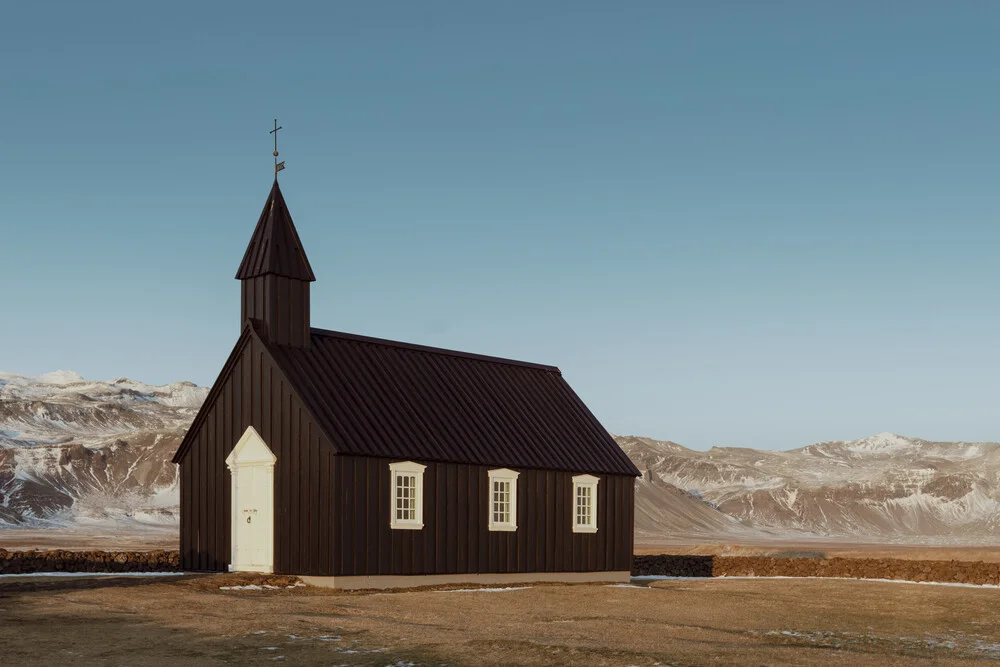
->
[435,586,531,593]
[220,582,305,591]
[847,433,915,455]
[36,371,86,385]
[640,575,1000,589]
[0,572,184,579]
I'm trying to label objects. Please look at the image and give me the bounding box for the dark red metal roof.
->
[235,180,316,281]
[264,328,641,476]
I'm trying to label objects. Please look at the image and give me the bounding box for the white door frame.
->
[225,426,276,573]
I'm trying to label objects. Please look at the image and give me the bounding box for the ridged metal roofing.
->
[235,180,316,281]
[265,328,641,476]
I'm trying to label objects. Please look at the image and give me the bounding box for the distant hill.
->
[620,433,1000,544]
[0,371,204,528]
[2,370,998,545]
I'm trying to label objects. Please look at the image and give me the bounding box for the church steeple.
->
[236,180,315,347]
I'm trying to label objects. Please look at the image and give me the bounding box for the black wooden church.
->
[173,177,640,588]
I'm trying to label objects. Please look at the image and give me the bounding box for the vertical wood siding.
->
[240,276,310,347]
[178,335,333,573]
[332,456,634,576]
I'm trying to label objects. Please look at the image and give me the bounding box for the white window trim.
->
[572,473,599,533]
[389,460,426,530]
[487,468,519,531]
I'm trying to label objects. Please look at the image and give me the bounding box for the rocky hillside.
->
[0,371,205,528]
[3,370,999,545]
[621,433,1000,544]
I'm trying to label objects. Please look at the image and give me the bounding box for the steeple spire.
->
[236,180,315,347]
[235,180,315,281]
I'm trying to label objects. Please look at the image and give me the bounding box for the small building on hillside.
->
[172,179,640,588]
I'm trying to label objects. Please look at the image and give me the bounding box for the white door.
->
[233,465,273,571]
[226,426,276,573]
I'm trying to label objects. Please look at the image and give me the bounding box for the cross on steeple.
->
[270,119,285,177]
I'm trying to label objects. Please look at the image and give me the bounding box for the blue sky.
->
[3,2,999,450]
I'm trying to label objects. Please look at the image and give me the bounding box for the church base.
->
[300,570,631,590]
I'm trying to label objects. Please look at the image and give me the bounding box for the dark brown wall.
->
[180,334,637,577]
[178,334,334,574]
[240,275,311,347]
[331,456,634,576]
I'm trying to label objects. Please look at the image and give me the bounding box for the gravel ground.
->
[2,572,999,666]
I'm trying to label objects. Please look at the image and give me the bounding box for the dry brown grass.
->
[0,528,177,552]
[2,572,999,665]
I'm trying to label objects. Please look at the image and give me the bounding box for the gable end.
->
[172,325,254,464]
[172,320,338,464]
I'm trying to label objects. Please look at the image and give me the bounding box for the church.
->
[172,172,640,589]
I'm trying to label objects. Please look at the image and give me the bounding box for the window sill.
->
[488,524,518,532]
[390,523,424,530]
[572,526,598,534]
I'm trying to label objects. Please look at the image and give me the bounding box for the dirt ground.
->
[637,541,1000,563]
[2,573,999,666]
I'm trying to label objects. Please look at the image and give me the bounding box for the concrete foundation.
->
[300,570,631,590]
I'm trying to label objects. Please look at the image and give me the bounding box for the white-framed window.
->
[487,468,519,531]
[389,461,426,530]
[572,474,599,533]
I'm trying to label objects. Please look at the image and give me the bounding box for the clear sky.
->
[3,2,999,450]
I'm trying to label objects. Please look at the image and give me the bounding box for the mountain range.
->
[0,371,204,529]
[2,371,998,545]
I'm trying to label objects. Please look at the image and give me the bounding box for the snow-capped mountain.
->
[620,433,1000,544]
[0,371,206,528]
[3,370,998,545]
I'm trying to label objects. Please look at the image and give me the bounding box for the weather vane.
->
[270,119,285,177]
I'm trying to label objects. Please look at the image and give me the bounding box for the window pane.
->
[393,471,422,524]
[575,484,594,526]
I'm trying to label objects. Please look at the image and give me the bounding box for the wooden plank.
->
[612,476,620,570]
[464,465,482,572]
[278,387,290,573]
[290,386,303,573]
[598,476,615,570]
[506,493,516,573]
[304,395,317,573]
[179,461,190,569]
[207,407,218,569]
[382,461,395,575]
[423,464,435,575]
[518,470,529,573]
[341,456,355,575]
[456,465,468,572]
[329,454,338,575]
[290,277,302,344]
[435,464,447,572]
[255,277,265,331]
[364,458,378,574]
[412,465,424,574]
[446,464,457,573]
[477,467,488,573]
[534,470,545,571]
[622,477,635,572]
[197,428,207,570]
[319,436,331,575]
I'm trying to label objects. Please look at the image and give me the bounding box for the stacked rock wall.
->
[3,550,1000,585]
[0,549,180,574]
[632,554,1000,586]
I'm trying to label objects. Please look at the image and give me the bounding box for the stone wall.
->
[0,549,180,574]
[632,554,1000,586]
[4,550,1000,586]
